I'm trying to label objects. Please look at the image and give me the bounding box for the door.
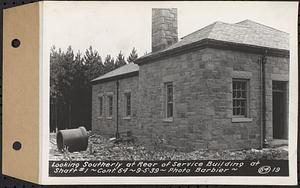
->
[272,81,287,139]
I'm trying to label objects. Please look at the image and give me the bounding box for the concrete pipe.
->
[57,126,88,152]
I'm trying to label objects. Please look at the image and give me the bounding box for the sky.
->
[43,1,298,59]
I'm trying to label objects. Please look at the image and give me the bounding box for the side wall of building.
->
[137,47,289,151]
[91,76,139,137]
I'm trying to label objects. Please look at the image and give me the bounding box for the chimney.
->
[152,8,178,52]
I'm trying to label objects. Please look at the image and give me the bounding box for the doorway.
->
[272,81,288,139]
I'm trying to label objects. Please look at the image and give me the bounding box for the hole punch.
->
[11,39,21,48]
[13,141,22,150]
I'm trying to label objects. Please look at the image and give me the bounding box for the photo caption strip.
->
[49,160,288,176]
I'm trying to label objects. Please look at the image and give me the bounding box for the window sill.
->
[232,117,253,123]
[97,116,104,119]
[106,117,112,120]
[163,117,173,122]
[123,117,131,120]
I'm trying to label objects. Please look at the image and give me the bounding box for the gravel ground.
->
[49,133,288,161]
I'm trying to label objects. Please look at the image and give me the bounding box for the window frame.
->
[98,95,104,117]
[232,79,250,118]
[124,92,131,118]
[165,82,174,120]
[107,94,113,118]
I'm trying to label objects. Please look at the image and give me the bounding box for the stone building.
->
[91,8,289,151]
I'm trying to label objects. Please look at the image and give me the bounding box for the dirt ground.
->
[49,133,288,161]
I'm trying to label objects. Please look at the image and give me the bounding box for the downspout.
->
[116,80,120,139]
[55,98,58,133]
[261,50,268,148]
[260,57,263,149]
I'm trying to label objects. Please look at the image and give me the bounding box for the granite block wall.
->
[91,47,289,151]
[92,76,139,137]
[137,47,289,151]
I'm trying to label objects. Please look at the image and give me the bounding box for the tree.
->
[103,55,115,73]
[71,51,91,129]
[127,47,138,63]
[50,45,141,132]
[115,51,127,68]
[83,46,104,81]
[50,45,63,131]
[50,45,76,130]
[50,45,61,99]
[72,51,85,89]
[50,45,74,102]
[81,46,106,130]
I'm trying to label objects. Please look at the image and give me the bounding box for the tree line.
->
[50,45,139,131]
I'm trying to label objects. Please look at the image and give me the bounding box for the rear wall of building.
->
[92,75,139,137]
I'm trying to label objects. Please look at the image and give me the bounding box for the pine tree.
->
[103,54,115,73]
[50,45,60,99]
[115,51,127,68]
[83,46,104,80]
[50,45,75,103]
[127,47,138,63]
[50,46,76,129]
[73,51,85,89]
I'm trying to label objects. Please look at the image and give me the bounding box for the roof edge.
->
[236,19,289,34]
[91,71,139,85]
[135,39,289,65]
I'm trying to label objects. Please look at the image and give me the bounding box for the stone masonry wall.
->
[92,76,139,137]
[137,47,289,151]
[91,48,289,151]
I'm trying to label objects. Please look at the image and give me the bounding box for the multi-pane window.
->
[166,83,173,118]
[232,79,248,117]
[98,96,103,116]
[125,93,131,117]
[107,95,113,117]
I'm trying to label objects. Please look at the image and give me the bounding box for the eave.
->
[134,38,289,65]
[91,71,139,85]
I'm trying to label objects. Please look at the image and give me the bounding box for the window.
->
[107,95,113,117]
[98,96,103,117]
[232,79,248,117]
[165,82,173,118]
[124,92,131,117]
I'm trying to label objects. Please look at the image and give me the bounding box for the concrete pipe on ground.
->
[57,126,88,152]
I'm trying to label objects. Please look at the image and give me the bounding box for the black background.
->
[0,0,299,187]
